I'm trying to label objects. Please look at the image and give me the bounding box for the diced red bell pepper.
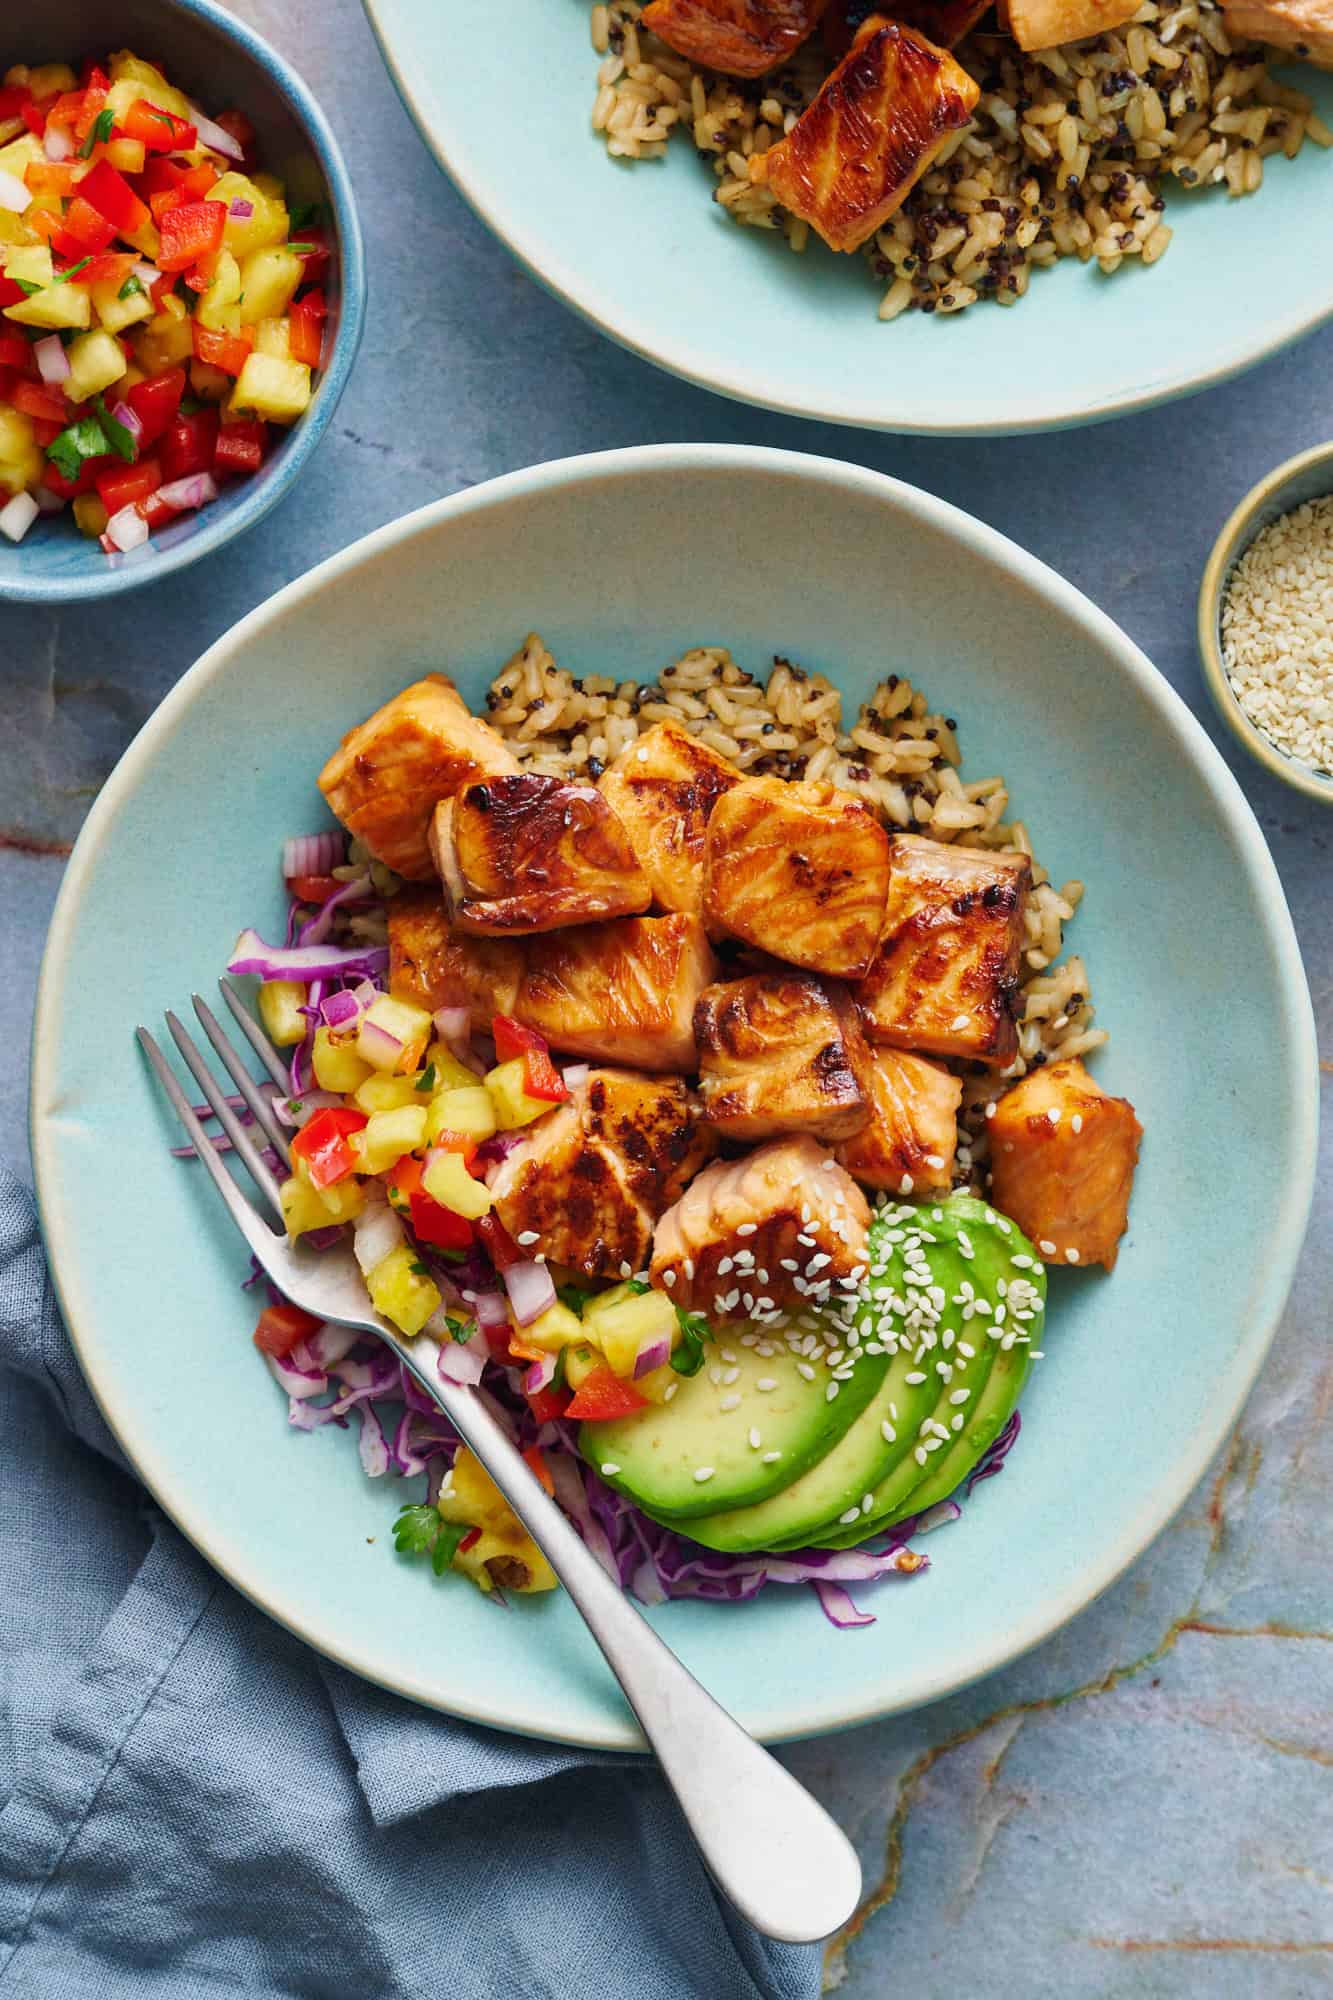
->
[0,333,32,372]
[80,158,151,237]
[456,1526,482,1554]
[44,90,86,136]
[0,85,32,121]
[23,160,80,196]
[61,194,118,254]
[425,1128,480,1172]
[71,250,138,288]
[73,68,110,145]
[289,227,331,278]
[11,379,68,425]
[212,107,256,163]
[291,1103,368,1190]
[30,416,64,447]
[126,367,186,446]
[523,1046,568,1102]
[287,871,339,904]
[95,457,162,514]
[139,155,190,196]
[121,98,197,152]
[287,288,326,367]
[565,1365,649,1423]
[160,407,219,482]
[192,320,253,377]
[525,1380,572,1425]
[474,1211,522,1275]
[28,210,89,261]
[21,100,51,139]
[0,369,17,408]
[0,275,26,310]
[41,455,113,500]
[157,198,226,272]
[135,489,177,531]
[523,1444,555,1496]
[492,1014,546,1064]
[253,1299,322,1358]
[408,1189,473,1252]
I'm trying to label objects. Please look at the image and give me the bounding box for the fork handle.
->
[426,1370,862,1945]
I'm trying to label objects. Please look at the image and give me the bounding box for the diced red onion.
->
[110,399,143,445]
[32,486,65,514]
[43,123,73,162]
[296,872,372,948]
[262,1349,328,1400]
[282,831,345,880]
[227,927,388,981]
[132,260,160,290]
[320,988,362,1029]
[524,1352,558,1396]
[353,1200,404,1277]
[304,1321,361,1370]
[193,111,245,160]
[432,1005,470,1043]
[105,502,149,552]
[633,1335,672,1380]
[0,491,39,544]
[33,334,70,385]
[229,197,255,218]
[502,1258,556,1327]
[562,1063,590,1089]
[272,1088,340,1129]
[467,1289,510,1330]
[436,1338,485,1388]
[157,471,218,513]
[0,168,30,213]
[357,1016,404,1067]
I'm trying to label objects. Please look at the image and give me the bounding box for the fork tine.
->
[219,975,291,1091]
[138,1028,282,1266]
[164,1012,285,1215]
[192,994,293,1167]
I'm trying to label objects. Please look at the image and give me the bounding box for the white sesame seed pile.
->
[1221,496,1333,777]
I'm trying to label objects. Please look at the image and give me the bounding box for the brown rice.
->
[588,0,1330,317]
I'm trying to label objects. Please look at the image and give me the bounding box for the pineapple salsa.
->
[0,48,331,552]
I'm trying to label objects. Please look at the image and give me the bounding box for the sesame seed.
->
[797,1361,816,1381]
[721,1348,737,1363]
[826,1381,841,1401]
[985,1101,997,1118]
[761,1449,781,1463]
[1066,1246,1081,1263]
[914,1446,928,1466]
[1071,1112,1083,1133]
[619,1261,632,1278]
[899,1174,914,1195]
[736,1223,757,1237]
[663,1382,678,1401]
[683,1258,695,1280]
[716,1256,733,1276]
[950,1013,970,1032]
[757,1377,778,1392]
[958,1342,975,1359]
[925,1154,945,1170]
[720,1393,741,1411]
[861,1493,875,1513]
[951,1413,965,1432]
[600,1462,621,1476]
[1039,1239,1057,1256]
[516,1230,540,1246]
[949,1388,971,1405]
[839,1507,860,1525]
[748,1427,762,1448]
[693,1466,715,1483]
[881,1419,897,1443]
[662,1268,676,1286]
[904,1370,927,1385]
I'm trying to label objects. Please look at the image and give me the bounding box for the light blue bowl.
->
[0,0,365,603]
[364,0,1333,435]
[30,447,1317,1746]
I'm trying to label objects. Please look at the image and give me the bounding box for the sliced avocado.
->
[579,1331,889,1521]
[880,1337,1030,1528]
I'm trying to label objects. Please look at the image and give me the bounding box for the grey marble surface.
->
[2,1,1329,1992]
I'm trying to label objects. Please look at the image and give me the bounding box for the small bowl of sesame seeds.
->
[1198,442,1333,806]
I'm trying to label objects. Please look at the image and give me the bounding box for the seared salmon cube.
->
[431,773,652,935]
[694,971,872,1142]
[387,891,525,1030]
[650,1135,871,1322]
[490,1068,711,1278]
[1000,0,1140,46]
[598,720,741,924]
[752,18,980,253]
[834,1047,961,1194]
[1221,0,1333,64]
[987,1057,1141,1271]
[704,773,891,979]
[318,675,519,881]
[642,0,830,76]
[857,834,1031,1068]
[518,913,720,1072]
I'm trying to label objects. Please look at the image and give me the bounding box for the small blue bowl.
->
[0,0,365,603]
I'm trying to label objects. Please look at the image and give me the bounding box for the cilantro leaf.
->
[46,414,110,483]
[624,1278,651,1297]
[414,1063,437,1093]
[118,274,144,300]
[95,396,136,463]
[288,200,324,229]
[54,256,92,285]
[392,1504,470,1578]
[12,278,41,297]
[444,1315,472,1344]
[408,1259,430,1277]
[80,108,116,157]
[670,1307,708,1377]
[285,242,318,255]
[556,1284,592,1315]
[431,1520,469,1576]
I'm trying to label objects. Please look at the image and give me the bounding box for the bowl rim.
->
[1197,440,1333,805]
[361,0,1333,438]
[30,444,1319,1745]
[0,0,367,605]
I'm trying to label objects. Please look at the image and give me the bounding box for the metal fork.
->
[137,981,862,1946]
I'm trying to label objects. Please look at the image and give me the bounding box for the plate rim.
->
[360,0,1333,438]
[30,443,1319,1747]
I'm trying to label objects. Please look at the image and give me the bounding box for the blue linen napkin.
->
[0,1164,821,1999]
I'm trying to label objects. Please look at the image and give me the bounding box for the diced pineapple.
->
[3,245,53,289]
[509,1299,584,1355]
[106,51,196,125]
[103,136,146,175]
[228,351,311,425]
[253,315,290,359]
[485,1057,555,1131]
[582,1287,676,1379]
[28,62,79,96]
[563,1341,602,1388]
[312,1175,363,1223]
[210,171,289,257]
[236,245,302,326]
[356,993,433,1073]
[354,1104,428,1174]
[0,133,42,182]
[90,274,153,335]
[312,1025,373,1094]
[426,1086,497,1145]
[0,405,42,498]
[257,978,308,1048]
[72,494,108,538]
[194,250,242,333]
[6,282,92,333]
[132,296,194,374]
[421,1149,492,1219]
[436,1448,558,1593]
[64,329,128,404]
[425,1043,485,1091]
[366,1244,440,1337]
[252,171,286,201]
[189,359,231,403]
[634,1363,678,1404]
[353,1070,430,1115]
[281,1173,335,1239]
[0,212,31,249]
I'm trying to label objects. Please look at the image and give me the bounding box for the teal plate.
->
[31,448,1317,1747]
[362,0,1333,434]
